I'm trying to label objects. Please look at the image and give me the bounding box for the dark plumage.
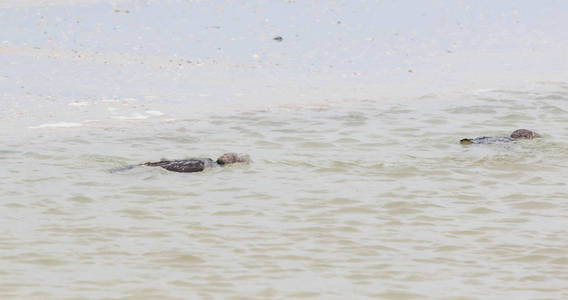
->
[460,129,541,145]
[143,153,250,173]
[144,158,214,173]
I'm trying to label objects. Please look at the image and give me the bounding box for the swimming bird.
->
[112,153,250,173]
[460,129,541,145]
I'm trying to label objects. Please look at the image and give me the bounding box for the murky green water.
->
[1,1,568,299]
[2,85,568,299]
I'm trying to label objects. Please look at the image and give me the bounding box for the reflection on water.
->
[1,85,568,299]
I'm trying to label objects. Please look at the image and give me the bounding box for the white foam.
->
[68,101,89,107]
[145,110,164,116]
[112,113,148,120]
[29,122,83,129]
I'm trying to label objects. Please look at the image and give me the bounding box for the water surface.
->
[1,1,568,299]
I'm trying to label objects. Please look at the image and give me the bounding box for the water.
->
[2,86,568,299]
[1,1,568,299]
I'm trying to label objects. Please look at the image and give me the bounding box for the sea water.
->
[1,1,567,299]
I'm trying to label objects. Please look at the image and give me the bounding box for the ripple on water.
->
[372,290,426,300]
[254,140,283,148]
[535,93,567,100]
[467,207,499,214]
[445,105,497,114]
[2,82,568,299]
[511,201,558,210]
[22,152,53,160]
[296,141,335,148]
